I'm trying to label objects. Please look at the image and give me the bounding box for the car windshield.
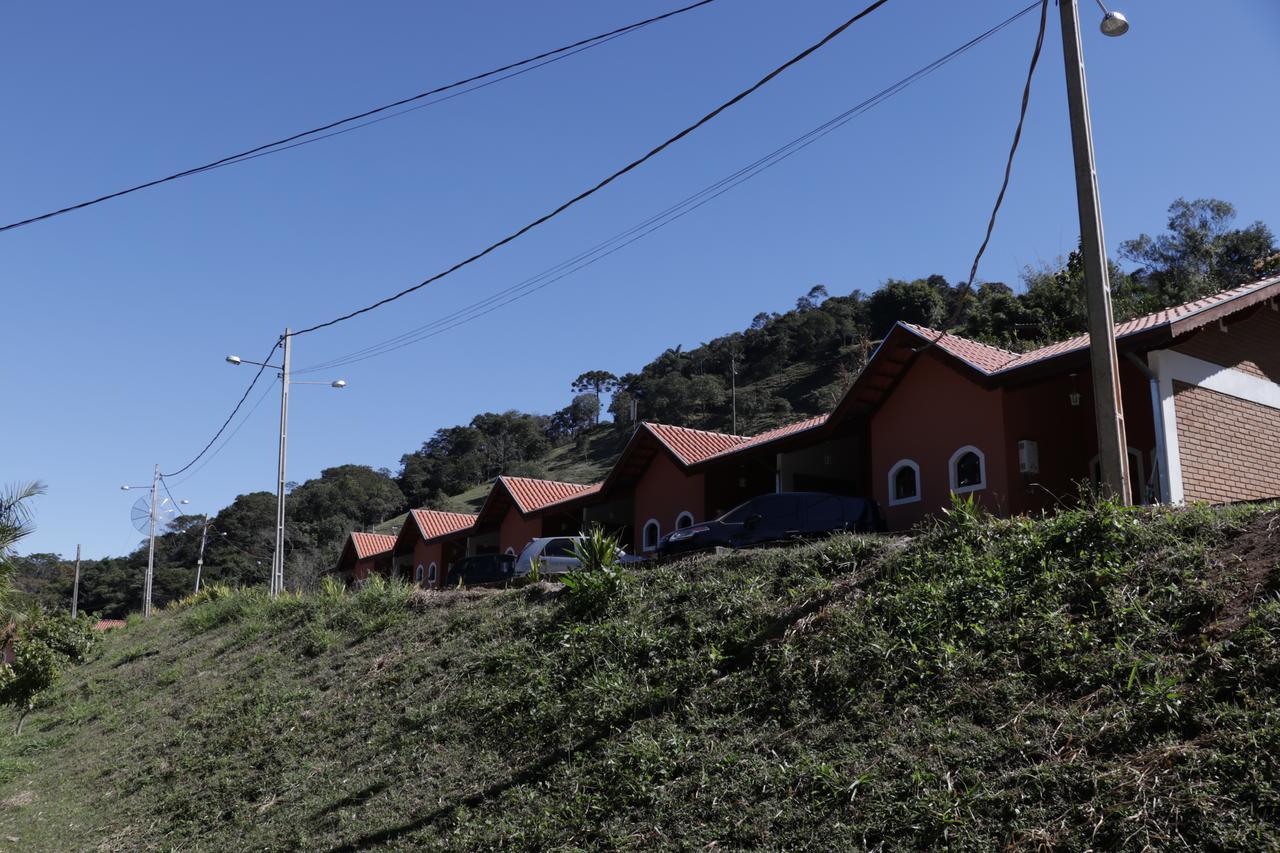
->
[720,500,757,524]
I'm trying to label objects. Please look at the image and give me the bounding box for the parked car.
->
[514,536,645,577]
[657,492,881,556]
[447,552,516,586]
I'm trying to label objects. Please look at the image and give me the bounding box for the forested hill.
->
[15,198,1280,617]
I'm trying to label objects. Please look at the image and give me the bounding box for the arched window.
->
[675,511,694,530]
[949,445,986,493]
[887,459,921,506]
[504,546,516,556]
[642,519,661,552]
[414,564,424,583]
[427,562,438,584]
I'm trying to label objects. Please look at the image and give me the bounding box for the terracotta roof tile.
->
[898,323,1019,373]
[499,476,599,514]
[644,422,749,465]
[899,275,1280,377]
[410,509,477,542]
[350,532,397,560]
[701,414,829,462]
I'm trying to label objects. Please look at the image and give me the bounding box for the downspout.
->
[1124,352,1169,504]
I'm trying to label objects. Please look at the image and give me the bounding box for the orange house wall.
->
[499,510,542,557]
[632,450,706,552]
[1001,360,1157,514]
[413,539,446,588]
[871,352,1009,530]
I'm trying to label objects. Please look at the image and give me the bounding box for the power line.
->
[165,377,281,489]
[295,2,1040,376]
[0,0,721,235]
[935,0,1049,336]
[291,0,895,337]
[161,339,281,478]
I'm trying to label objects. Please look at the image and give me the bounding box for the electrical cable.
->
[290,0,895,337]
[164,377,281,489]
[294,1,1040,375]
[160,339,281,478]
[0,0,721,234]
[932,0,1049,340]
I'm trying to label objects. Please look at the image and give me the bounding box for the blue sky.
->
[6,0,1278,558]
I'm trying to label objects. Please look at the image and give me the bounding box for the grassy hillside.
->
[2,501,1279,850]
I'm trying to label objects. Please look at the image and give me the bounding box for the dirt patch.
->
[1205,510,1280,639]
[0,790,34,809]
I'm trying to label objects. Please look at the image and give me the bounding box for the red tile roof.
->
[93,619,126,631]
[350,532,397,560]
[645,422,749,465]
[499,476,600,514]
[898,323,1019,373]
[410,509,477,542]
[700,414,830,463]
[900,275,1280,378]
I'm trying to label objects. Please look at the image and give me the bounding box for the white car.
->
[513,536,644,577]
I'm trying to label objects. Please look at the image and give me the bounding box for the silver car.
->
[513,536,643,576]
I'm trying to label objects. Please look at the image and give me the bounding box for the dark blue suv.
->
[658,492,880,556]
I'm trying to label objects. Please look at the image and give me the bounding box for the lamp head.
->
[120,485,131,491]
[1100,10,1129,36]
[331,380,347,389]
[225,355,242,366]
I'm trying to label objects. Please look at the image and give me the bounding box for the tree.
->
[0,482,46,619]
[794,284,829,312]
[1121,198,1277,308]
[570,371,618,425]
[867,278,948,338]
[0,611,97,734]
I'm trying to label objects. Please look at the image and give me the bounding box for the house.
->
[828,275,1280,529]
[331,531,397,584]
[465,476,600,557]
[389,509,477,589]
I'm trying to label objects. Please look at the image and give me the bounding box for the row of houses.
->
[335,275,1280,587]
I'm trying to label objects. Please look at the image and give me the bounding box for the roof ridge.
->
[644,420,747,441]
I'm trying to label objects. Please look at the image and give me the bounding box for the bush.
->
[0,612,98,733]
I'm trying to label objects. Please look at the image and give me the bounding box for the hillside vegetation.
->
[2,500,1279,850]
[14,197,1278,616]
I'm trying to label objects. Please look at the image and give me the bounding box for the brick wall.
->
[1173,306,1280,381]
[1173,380,1280,503]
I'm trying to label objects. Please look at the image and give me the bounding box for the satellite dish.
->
[131,494,180,534]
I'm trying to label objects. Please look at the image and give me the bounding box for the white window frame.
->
[948,445,987,494]
[504,546,516,556]
[642,518,661,552]
[675,511,695,530]
[414,564,424,583]
[427,562,438,584]
[887,459,921,506]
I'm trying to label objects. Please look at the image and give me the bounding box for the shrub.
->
[0,612,98,734]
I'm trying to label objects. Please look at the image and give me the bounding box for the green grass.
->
[2,500,1279,850]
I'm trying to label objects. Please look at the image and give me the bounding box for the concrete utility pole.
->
[730,355,739,435]
[70,544,81,619]
[272,329,291,597]
[194,516,210,594]
[1059,0,1132,503]
[143,463,160,617]
[225,334,345,598]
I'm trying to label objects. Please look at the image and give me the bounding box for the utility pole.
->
[71,544,81,619]
[272,329,291,597]
[194,516,210,594]
[1059,0,1131,503]
[225,334,343,598]
[144,463,159,617]
[730,355,739,434]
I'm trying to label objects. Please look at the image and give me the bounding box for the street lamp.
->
[226,328,346,595]
[1093,1,1129,37]
[121,465,161,617]
[1059,0,1133,504]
